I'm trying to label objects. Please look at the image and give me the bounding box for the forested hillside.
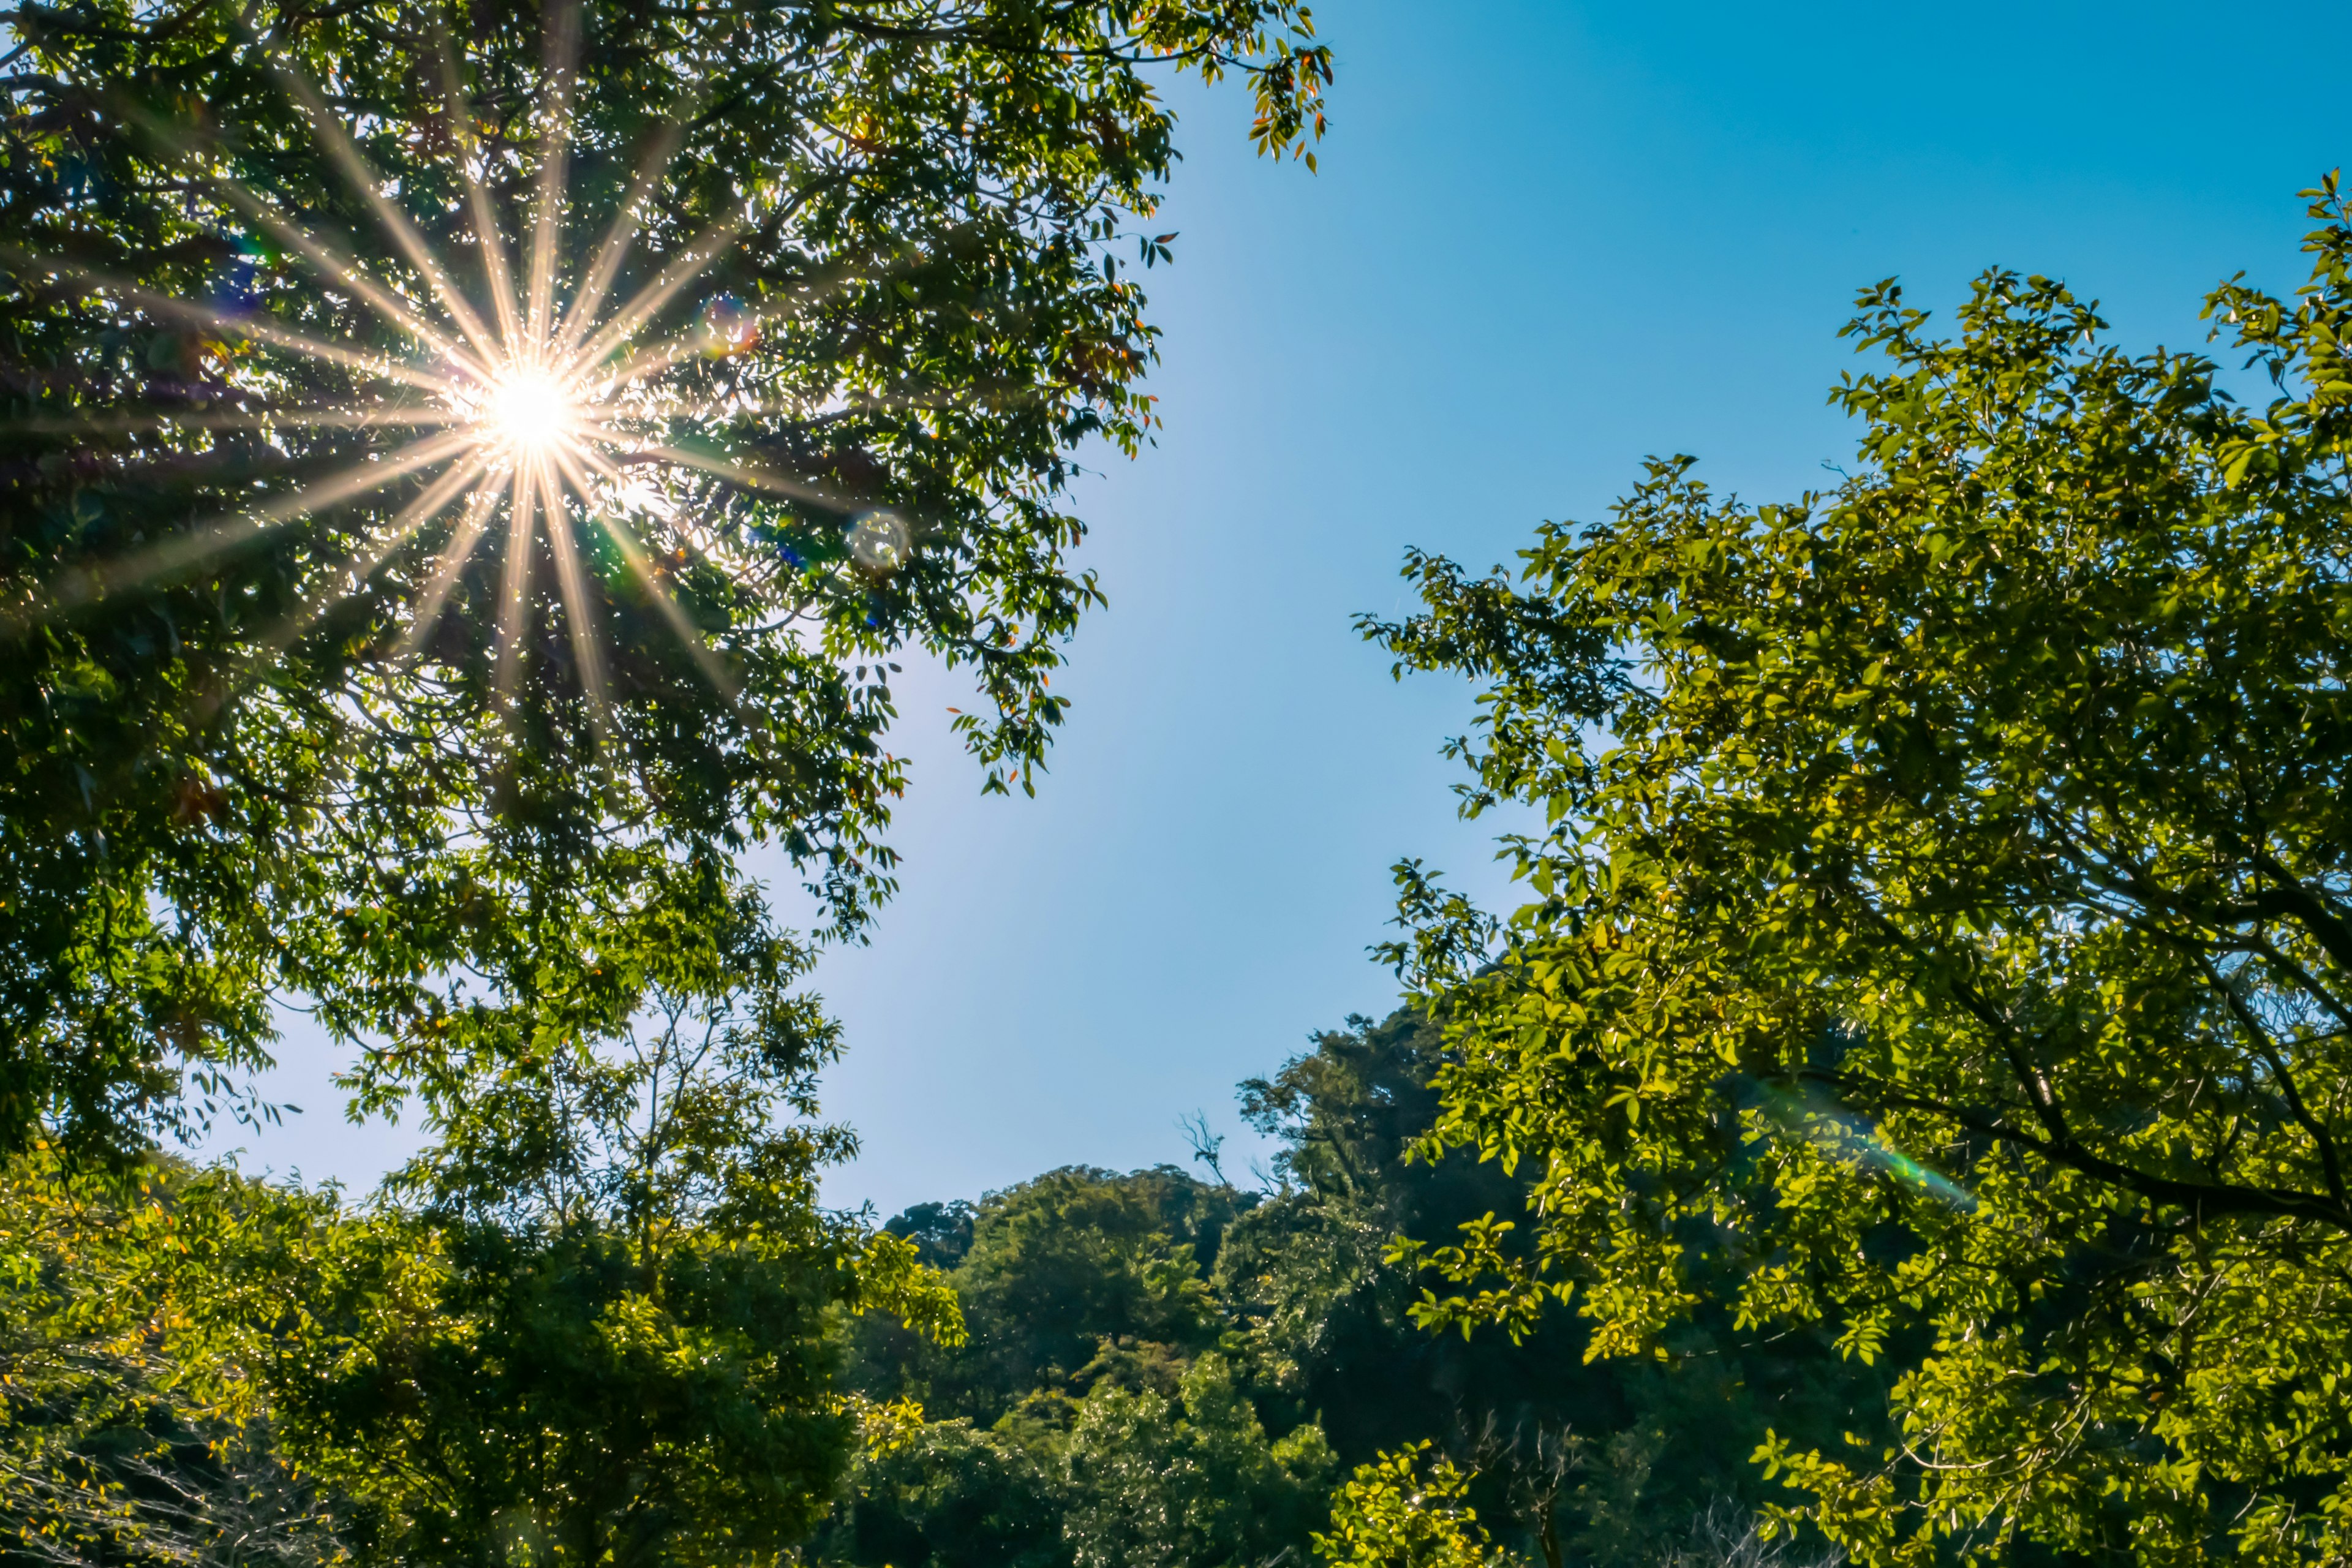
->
[812,1010,1888,1568]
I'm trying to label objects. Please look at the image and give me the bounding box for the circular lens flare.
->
[848,510,911,572]
[489,369,573,452]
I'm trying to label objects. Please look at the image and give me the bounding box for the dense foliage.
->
[0,0,1329,1161]
[816,1009,1882,1568]
[2,891,959,1568]
[1,7,1328,1564]
[1363,181,2352,1564]
[9,1008,1869,1568]
[19,7,2344,1562]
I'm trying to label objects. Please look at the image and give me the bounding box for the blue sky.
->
[214,0,2349,1214]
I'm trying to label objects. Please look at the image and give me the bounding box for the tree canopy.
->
[823,1015,1882,1568]
[1364,179,2352,1564]
[0,0,1329,1161]
[1,7,1330,1566]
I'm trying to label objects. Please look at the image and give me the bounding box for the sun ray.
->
[211,181,490,380]
[493,454,544,707]
[538,454,616,744]
[0,407,459,436]
[565,219,746,376]
[625,381,1048,428]
[10,18,954,734]
[108,99,492,380]
[182,454,498,725]
[428,34,528,356]
[550,115,690,361]
[0,251,461,397]
[396,472,513,663]
[575,246,919,401]
[560,440,741,697]
[269,61,503,367]
[614,437,870,513]
[251,454,492,660]
[7,428,481,631]
[526,0,584,353]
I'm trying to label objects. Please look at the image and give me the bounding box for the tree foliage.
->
[0,0,1330,1161]
[1314,1442,1509,1568]
[1225,1012,1878,1568]
[820,1164,1326,1568]
[825,1019,1882,1568]
[1362,179,2352,1564]
[4,876,963,1568]
[0,1153,346,1568]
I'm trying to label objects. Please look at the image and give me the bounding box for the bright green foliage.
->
[1360,180,2352,1563]
[225,893,957,1568]
[0,0,1330,1161]
[1222,1011,1880,1568]
[846,1164,1243,1422]
[828,1025,1882,1568]
[0,1152,345,1568]
[1314,1442,1512,1568]
[820,1165,1325,1568]
[821,1349,1333,1568]
[1220,1011,1605,1455]
[4,886,963,1568]
[1060,1353,1337,1568]
[944,1164,1240,1410]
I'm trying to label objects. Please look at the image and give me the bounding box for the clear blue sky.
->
[214,0,2350,1215]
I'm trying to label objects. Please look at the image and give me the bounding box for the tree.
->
[817,1412,1071,1568]
[819,1166,1316,1568]
[1223,1011,1881,1568]
[2,875,961,1568]
[946,1165,1242,1413]
[1360,179,2352,1564]
[1223,1010,1597,1462]
[1313,1442,1509,1568]
[0,0,1331,1161]
[0,1152,346,1568]
[1060,1352,1335,1568]
[848,1164,1245,1423]
[829,1023,1882,1568]
[192,877,962,1568]
[820,1350,1333,1568]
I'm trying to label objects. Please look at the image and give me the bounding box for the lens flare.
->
[847,510,911,572]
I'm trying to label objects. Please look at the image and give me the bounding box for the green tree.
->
[948,1166,1241,1412]
[0,1152,346,1568]
[1361,179,2352,1564]
[822,1165,1322,1568]
[850,1164,1245,1423]
[207,881,962,1568]
[1061,1352,1336,1568]
[828,1026,1879,1568]
[2,876,960,1568]
[818,1414,1071,1568]
[0,0,1330,1162]
[1314,1442,1509,1568]
[819,1350,1333,1568]
[1224,1011,1880,1568]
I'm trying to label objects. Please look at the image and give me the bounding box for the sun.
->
[485,368,575,454]
[488,369,574,451]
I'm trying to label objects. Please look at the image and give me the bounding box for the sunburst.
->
[7,8,922,736]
